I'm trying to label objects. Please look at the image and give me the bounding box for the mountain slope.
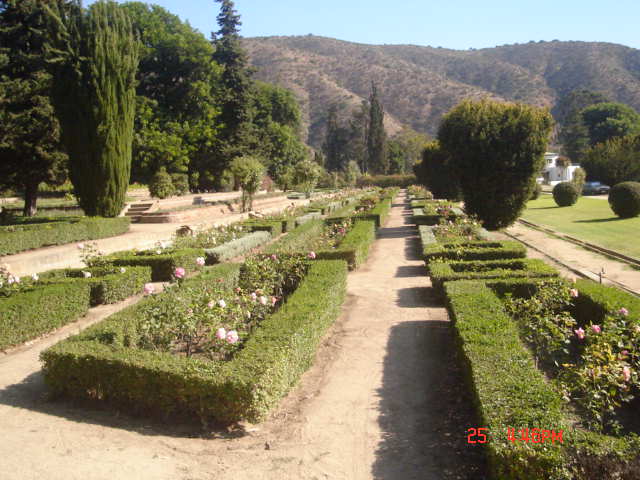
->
[243,35,640,149]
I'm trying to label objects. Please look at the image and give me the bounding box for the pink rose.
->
[143,283,155,295]
[77,243,85,250]
[574,327,585,340]
[196,257,206,266]
[235,287,242,293]
[174,267,186,279]
[218,299,226,308]
[619,307,629,316]
[270,254,278,261]
[591,325,601,334]
[308,251,317,259]
[570,289,579,298]
[260,296,268,305]
[226,330,239,344]
[271,296,278,306]
[250,292,257,301]
[187,308,193,315]
[208,301,215,308]
[215,328,226,340]
[623,366,632,382]
[635,326,640,334]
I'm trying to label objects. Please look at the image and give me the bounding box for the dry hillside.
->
[243,35,640,148]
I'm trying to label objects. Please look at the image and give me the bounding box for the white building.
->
[538,152,581,185]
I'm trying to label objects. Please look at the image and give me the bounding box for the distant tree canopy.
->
[438,99,553,230]
[582,134,640,186]
[413,141,461,200]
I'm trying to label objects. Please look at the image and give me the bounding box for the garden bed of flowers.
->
[444,277,640,479]
[41,256,348,424]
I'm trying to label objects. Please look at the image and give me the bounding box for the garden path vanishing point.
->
[0,192,487,480]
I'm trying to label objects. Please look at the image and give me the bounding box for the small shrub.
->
[553,182,579,207]
[608,181,640,218]
[170,173,189,196]
[149,167,175,199]
[205,231,272,264]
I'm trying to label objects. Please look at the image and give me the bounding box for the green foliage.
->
[423,240,527,264]
[148,167,175,199]
[413,141,461,200]
[104,248,205,282]
[293,159,322,198]
[0,0,68,216]
[438,99,553,230]
[170,173,189,196]
[553,182,579,207]
[608,181,640,218]
[0,281,91,351]
[264,219,325,255]
[355,174,416,188]
[0,217,130,256]
[571,167,587,193]
[530,182,543,200]
[581,102,640,147]
[367,82,387,174]
[205,231,271,264]
[582,134,640,186]
[48,1,140,217]
[41,260,347,424]
[317,219,376,269]
[230,156,265,211]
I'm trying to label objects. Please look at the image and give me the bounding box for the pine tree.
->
[211,0,253,183]
[47,0,139,217]
[367,82,387,174]
[0,0,67,216]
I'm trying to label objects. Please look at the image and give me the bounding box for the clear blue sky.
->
[87,0,640,50]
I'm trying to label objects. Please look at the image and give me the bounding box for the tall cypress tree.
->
[211,0,253,183]
[47,0,139,217]
[367,82,387,174]
[0,0,67,216]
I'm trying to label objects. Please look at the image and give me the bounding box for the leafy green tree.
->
[367,82,387,174]
[582,103,640,146]
[438,99,553,230]
[230,156,265,211]
[293,159,322,198]
[389,127,430,173]
[344,160,361,187]
[0,0,68,216]
[413,141,461,200]
[582,135,640,186]
[323,104,350,172]
[47,0,139,217]
[211,0,253,182]
[386,139,405,174]
[555,89,609,126]
[571,167,587,194]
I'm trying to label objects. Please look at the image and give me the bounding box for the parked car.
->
[582,181,611,195]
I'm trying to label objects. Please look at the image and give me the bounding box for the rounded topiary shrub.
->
[149,167,175,199]
[608,181,640,218]
[552,182,579,207]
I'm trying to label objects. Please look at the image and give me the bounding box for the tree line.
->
[0,0,308,216]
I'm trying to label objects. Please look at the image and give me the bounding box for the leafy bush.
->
[553,182,579,207]
[608,181,640,218]
[0,216,130,255]
[1,281,91,350]
[355,174,416,188]
[530,182,542,200]
[205,231,272,264]
[317,219,376,269]
[424,240,527,264]
[170,173,189,196]
[103,248,205,281]
[149,167,175,199]
[413,141,461,200]
[41,260,348,424]
[264,219,325,255]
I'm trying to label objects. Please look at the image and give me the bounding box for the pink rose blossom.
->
[77,243,85,250]
[196,257,206,266]
[260,296,268,305]
[235,287,242,293]
[174,267,186,279]
[270,254,278,261]
[619,307,629,316]
[271,296,278,306]
[218,299,226,308]
[623,366,632,382]
[250,292,257,301]
[635,326,640,334]
[574,327,586,340]
[226,330,239,344]
[570,289,579,298]
[215,328,226,340]
[187,308,193,315]
[208,300,215,308]
[143,283,155,295]
[591,325,601,334]
[308,251,317,259]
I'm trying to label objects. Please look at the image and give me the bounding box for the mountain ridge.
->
[243,35,640,149]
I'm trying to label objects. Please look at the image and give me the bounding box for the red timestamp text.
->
[467,427,564,444]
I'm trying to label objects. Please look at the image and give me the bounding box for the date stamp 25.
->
[467,427,564,444]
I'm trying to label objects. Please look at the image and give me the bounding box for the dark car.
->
[582,181,611,195]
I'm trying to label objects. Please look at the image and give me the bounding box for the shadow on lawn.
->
[372,320,488,480]
[574,217,626,223]
[0,370,249,439]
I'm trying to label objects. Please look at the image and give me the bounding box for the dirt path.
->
[0,193,485,480]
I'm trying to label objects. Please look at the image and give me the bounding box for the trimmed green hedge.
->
[40,265,151,306]
[424,240,527,264]
[40,260,348,424]
[0,216,130,256]
[264,219,325,255]
[0,281,91,351]
[357,196,393,227]
[317,219,376,269]
[244,220,283,236]
[104,248,205,282]
[205,231,272,264]
[429,258,558,292]
[444,280,570,479]
[295,211,323,226]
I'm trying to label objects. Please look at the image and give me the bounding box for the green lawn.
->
[521,195,640,259]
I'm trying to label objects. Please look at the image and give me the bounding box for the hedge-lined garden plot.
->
[0,216,131,255]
